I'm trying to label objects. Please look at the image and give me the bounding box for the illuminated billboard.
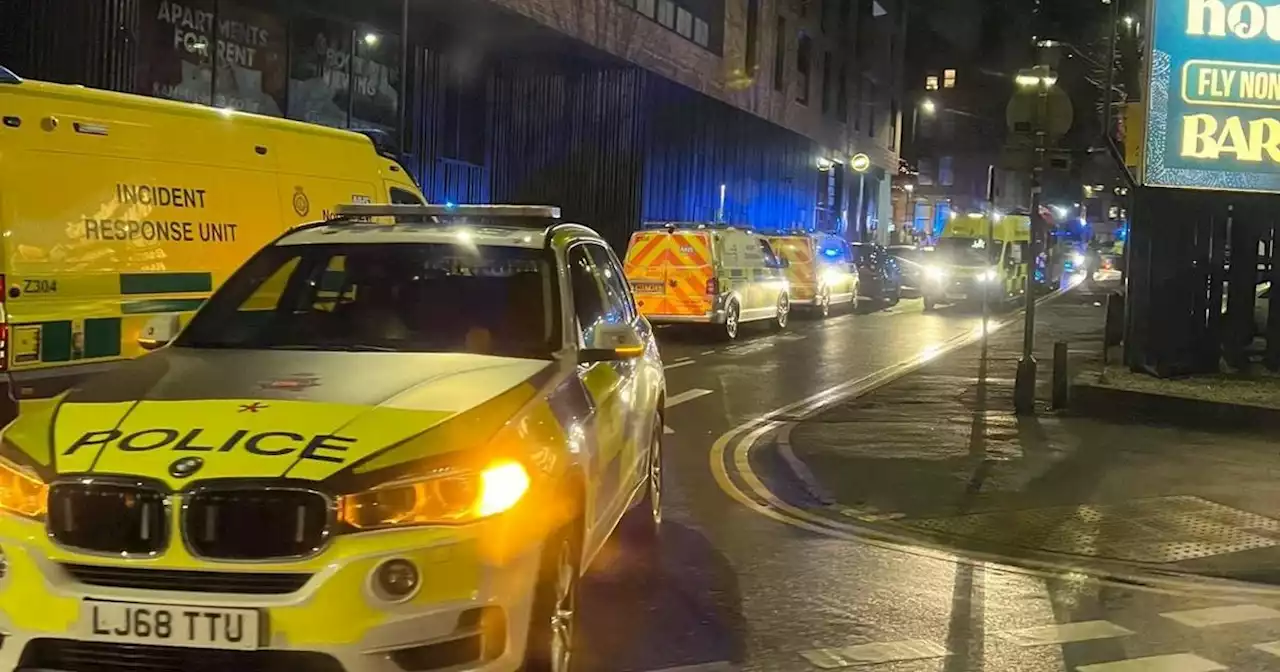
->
[1144,0,1280,192]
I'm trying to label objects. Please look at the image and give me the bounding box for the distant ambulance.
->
[921,214,1031,311]
[623,224,791,340]
[0,70,423,418]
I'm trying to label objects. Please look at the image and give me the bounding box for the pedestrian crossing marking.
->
[1254,640,1280,657]
[799,639,947,669]
[1000,620,1133,646]
[1076,653,1225,672]
[1160,604,1280,628]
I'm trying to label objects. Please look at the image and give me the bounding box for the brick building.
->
[1,0,904,249]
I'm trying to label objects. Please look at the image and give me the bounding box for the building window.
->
[821,52,833,113]
[918,158,935,186]
[745,0,760,72]
[939,156,954,186]
[773,17,786,92]
[658,0,676,28]
[943,68,957,88]
[637,0,656,18]
[888,98,899,150]
[925,75,939,91]
[694,18,709,46]
[676,7,693,37]
[796,33,812,105]
[837,63,848,121]
[865,79,876,137]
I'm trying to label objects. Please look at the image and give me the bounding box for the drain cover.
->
[904,496,1280,563]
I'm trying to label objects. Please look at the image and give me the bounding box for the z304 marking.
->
[22,279,57,294]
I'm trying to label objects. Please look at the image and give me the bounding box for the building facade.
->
[1,0,904,250]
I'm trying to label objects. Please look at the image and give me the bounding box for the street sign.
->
[1143,0,1280,193]
[1006,86,1074,139]
[851,153,871,173]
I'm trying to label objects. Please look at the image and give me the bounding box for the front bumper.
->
[0,516,543,672]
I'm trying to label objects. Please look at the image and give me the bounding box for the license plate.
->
[83,600,261,650]
[631,282,665,294]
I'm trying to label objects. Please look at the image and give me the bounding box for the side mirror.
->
[579,323,644,364]
[138,314,181,351]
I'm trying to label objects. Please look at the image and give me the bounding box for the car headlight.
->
[976,268,999,282]
[0,456,48,519]
[820,269,844,288]
[1070,252,1086,266]
[339,459,530,530]
[924,266,947,282]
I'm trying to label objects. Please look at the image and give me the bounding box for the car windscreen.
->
[935,237,994,266]
[176,242,558,357]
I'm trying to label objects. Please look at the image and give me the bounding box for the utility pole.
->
[1013,65,1056,415]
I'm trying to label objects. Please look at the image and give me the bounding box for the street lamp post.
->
[1013,65,1056,415]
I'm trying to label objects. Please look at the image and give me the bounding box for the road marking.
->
[1160,604,1280,628]
[1076,653,1226,672]
[700,350,717,355]
[664,359,696,370]
[665,388,713,408]
[999,620,1133,646]
[664,425,675,435]
[800,639,947,669]
[1255,641,1280,657]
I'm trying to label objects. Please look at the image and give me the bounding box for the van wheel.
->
[923,297,936,312]
[774,294,790,330]
[525,521,582,672]
[722,302,740,341]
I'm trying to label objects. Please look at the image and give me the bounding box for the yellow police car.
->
[0,204,667,672]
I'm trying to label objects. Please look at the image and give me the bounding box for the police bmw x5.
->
[0,204,666,672]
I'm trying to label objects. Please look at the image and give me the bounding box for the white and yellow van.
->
[767,232,859,317]
[623,224,790,340]
[920,215,1031,311]
[0,72,423,417]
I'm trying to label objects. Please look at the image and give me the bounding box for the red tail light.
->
[706,278,719,296]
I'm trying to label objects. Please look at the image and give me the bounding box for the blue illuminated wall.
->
[1145,0,1280,193]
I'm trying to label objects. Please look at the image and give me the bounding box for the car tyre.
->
[722,301,740,341]
[627,417,664,544]
[525,521,582,672]
[923,296,936,312]
[774,293,790,330]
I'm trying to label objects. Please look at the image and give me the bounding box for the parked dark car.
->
[852,242,903,306]
[888,244,932,295]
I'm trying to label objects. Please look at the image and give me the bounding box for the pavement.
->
[563,287,1280,672]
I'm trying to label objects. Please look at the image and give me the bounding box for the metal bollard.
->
[1052,341,1070,409]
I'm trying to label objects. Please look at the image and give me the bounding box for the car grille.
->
[61,564,312,595]
[184,488,331,560]
[47,482,168,555]
[18,639,344,672]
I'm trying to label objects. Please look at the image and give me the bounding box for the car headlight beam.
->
[924,266,947,282]
[339,460,530,530]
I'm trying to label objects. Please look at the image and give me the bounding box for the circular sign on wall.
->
[851,153,872,173]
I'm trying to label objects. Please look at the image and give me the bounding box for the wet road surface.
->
[574,296,1280,672]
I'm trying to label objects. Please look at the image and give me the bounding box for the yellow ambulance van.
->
[0,70,423,418]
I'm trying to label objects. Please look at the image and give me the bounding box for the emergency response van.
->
[921,214,1031,311]
[0,70,423,415]
[767,232,859,317]
[623,224,790,339]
